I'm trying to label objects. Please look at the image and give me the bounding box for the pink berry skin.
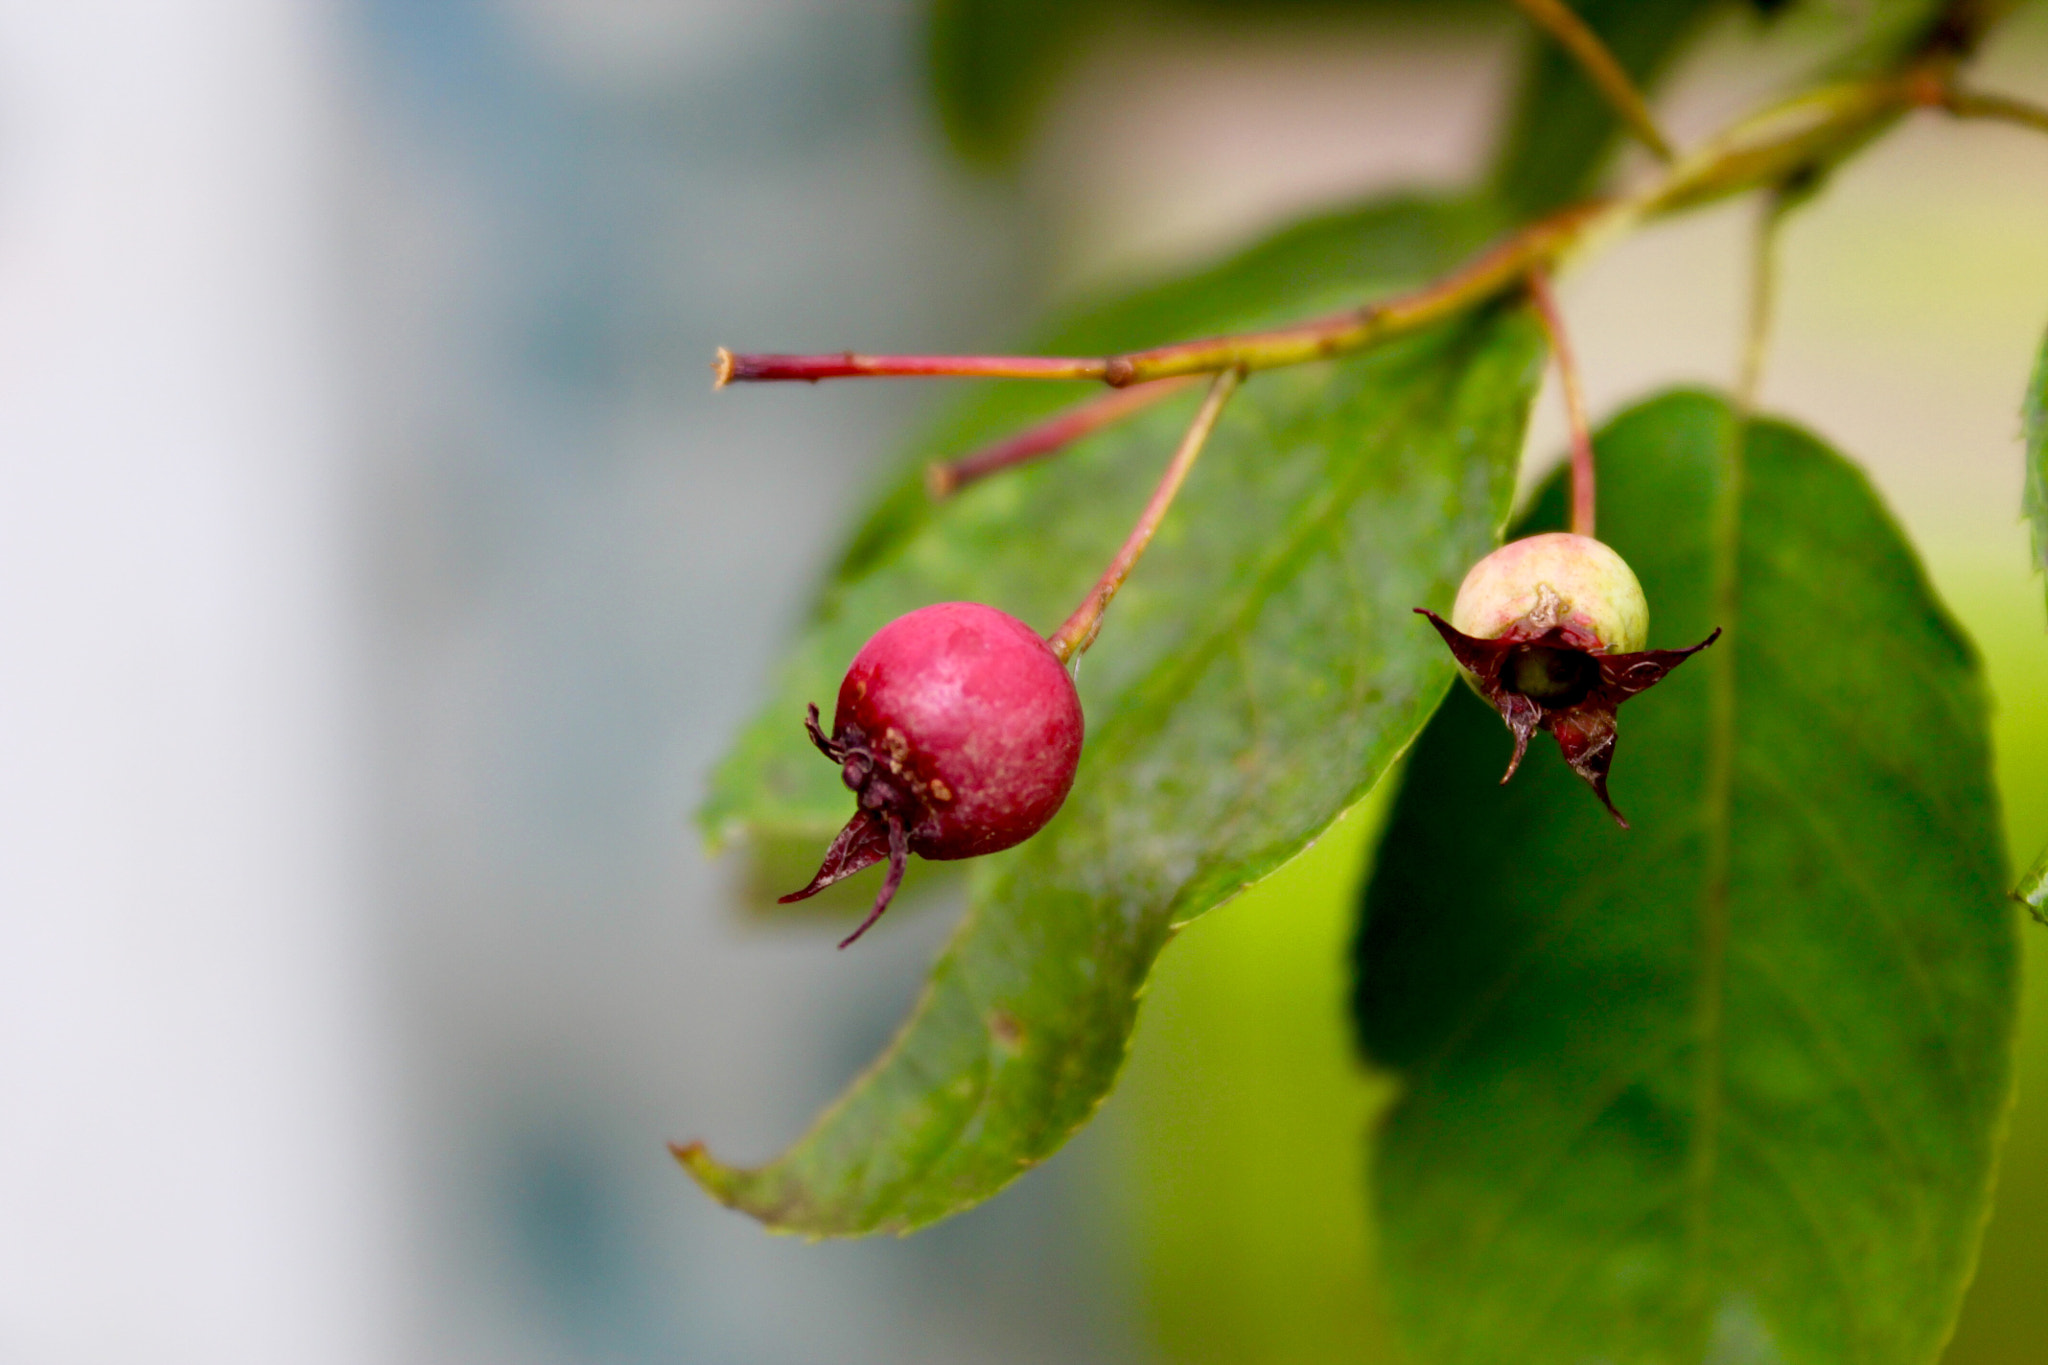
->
[835,602,1083,861]
[1449,532,1647,654]
[782,601,1083,946]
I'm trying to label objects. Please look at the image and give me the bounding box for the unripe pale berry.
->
[781,601,1084,946]
[1450,532,1647,654]
[1418,533,1717,827]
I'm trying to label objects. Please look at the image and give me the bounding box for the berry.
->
[780,601,1085,946]
[1449,532,1646,654]
[1417,533,1718,826]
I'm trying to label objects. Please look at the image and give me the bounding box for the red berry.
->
[780,602,1084,947]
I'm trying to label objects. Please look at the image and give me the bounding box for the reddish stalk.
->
[1048,368,1243,663]
[927,377,1201,498]
[1525,270,1597,540]
[715,347,1106,385]
[715,203,1603,393]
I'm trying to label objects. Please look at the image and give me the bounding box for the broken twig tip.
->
[711,346,736,389]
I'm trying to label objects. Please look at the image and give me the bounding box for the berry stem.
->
[1737,185,1796,415]
[927,377,1201,498]
[1049,367,1243,662]
[1932,86,2048,137]
[1505,0,1676,163]
[1525,269,1596,540]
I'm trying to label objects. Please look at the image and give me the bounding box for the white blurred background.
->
[0,2,2042,1362]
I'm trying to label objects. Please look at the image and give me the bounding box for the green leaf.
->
[704,195,1503,849]
[2024,320,2048,617]
[1490,0,1726,219]
[687,199,1545,1236]
[1354,391,2019,1365]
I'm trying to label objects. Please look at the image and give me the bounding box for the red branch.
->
[927,378,1201,497]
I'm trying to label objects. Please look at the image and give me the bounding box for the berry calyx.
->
[1418,533,1719,826]
[780,602,1085,947]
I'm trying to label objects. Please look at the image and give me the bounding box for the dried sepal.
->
[1418,609,1719,826]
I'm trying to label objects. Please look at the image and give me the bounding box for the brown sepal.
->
[781,701,917,949]
[778,811,893,903]
[1415,609,1721,828]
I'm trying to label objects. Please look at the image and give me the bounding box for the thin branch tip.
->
[1508,0,1676,162]
[930,378,1201,497]
[712,346,736,389]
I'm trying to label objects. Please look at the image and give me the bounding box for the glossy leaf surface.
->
[688,198,1543,1234]
[1356,392,2018,1365]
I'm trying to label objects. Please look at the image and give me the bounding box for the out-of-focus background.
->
[0,2,2042,1362]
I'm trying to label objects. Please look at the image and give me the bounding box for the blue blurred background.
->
[0,2,2042,1362]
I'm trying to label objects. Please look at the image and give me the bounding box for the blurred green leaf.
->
[2024,320,2047,619]
[926,0,1492,168]
[1487,0,1979,218]
[1808,0,1988,74]
[1490,0,1727,219]
[687,197,1544,1235]
[927,0,1093,167]
[927,0,1991,179]
[1355,391,2018,1365]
